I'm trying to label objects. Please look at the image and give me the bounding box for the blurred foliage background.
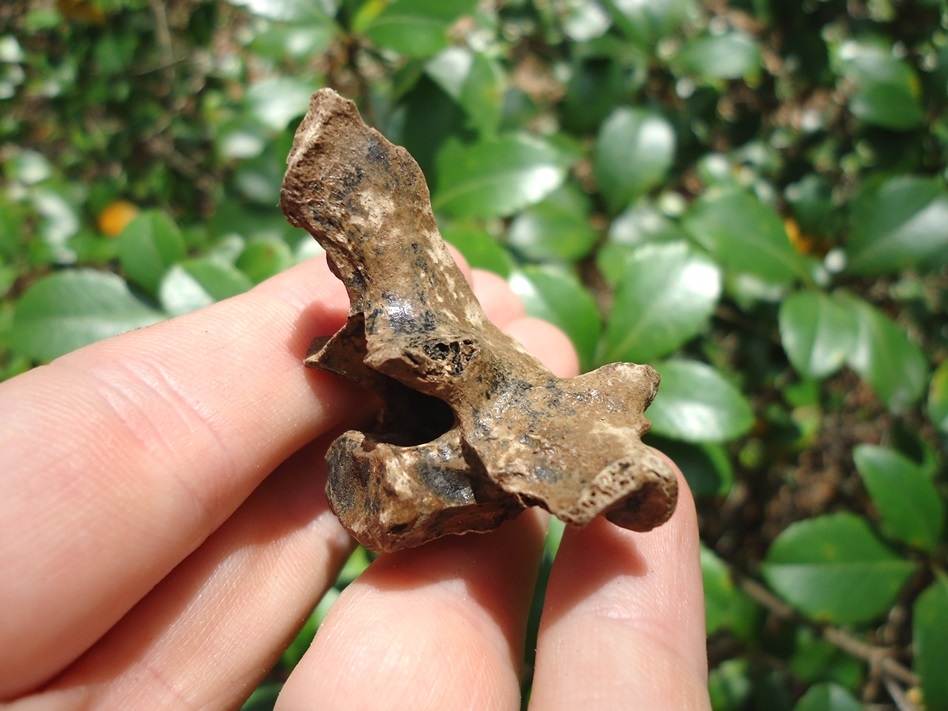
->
[2,0,947,708]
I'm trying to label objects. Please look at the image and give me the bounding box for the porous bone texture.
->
[280,88,677,552]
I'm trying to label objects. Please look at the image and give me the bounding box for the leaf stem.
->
[736,575,918,690]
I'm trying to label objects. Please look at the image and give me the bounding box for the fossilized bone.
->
[280,88,677,552]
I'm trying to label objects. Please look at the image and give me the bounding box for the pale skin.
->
[0,253,711,710]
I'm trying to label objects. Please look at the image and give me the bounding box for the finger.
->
[10,267,556,707]
[16,436,353,710]
[275,315,579,710]
[469,268,579,377]
[529,462,710,710]
[471,269,525,328]
[448,252,527,331]
[0,241,574,699]
[277,512,548,711]
[505,317,579,378]
[0,255,366,696]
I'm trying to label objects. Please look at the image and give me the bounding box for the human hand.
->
[0,254,709,710]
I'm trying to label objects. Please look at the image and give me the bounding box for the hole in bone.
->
[422,339,476,376]
[373,382,457,447]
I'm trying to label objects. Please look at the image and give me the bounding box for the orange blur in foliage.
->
[98,200,140,237]
[56,0,107,25]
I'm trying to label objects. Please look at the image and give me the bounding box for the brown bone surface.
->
[280,88,677,552]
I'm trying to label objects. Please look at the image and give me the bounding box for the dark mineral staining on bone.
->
[281,88,678,552]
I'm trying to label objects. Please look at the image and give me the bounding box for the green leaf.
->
[841,293,928,412]
[562,1,611,42]
[426,48,504,137]
[393,75,467,182]
[236,238,293,284]
[786,174,844,242]
[608,203,686,248]
[216,120,267,160]
[440,222,513,277]
[597,204,687,285]
[778,291,857,379]
[117,210,187,297]
[914,574,948,711]
[92,31,135,75]
[32,184,81,264]
[647,360,753,443]
[844,176,948,275]
[361,0,477,58]
[5,148,50,184]
[336,543,374,585]
[432,135,569,219]
[10,270,164,362]
[650,436,733,498]
[604,0,693,50]
[240,683,283,711]
[788,628,864,688]
[209,198,297,245]
[456,53,505,137]
[682,189,808,286]
[593,106,675,213]
[708,658,752,711]
[509,265,601,371]
[0,263,15,300]
[246,77,314,132]
[181,259,255,301]
[839,42,924,131]
[762,512,917,625]
[601,241,721,363]
[929,360,948,434]
[853,444,944,552]
[160,259,255,316]
[792,683,863,711]
[702,545,758,640]
[506,184,598,263]
[426,47,478,100]
[233,150,285,206]
[0,192,29,263]
[225,0,335,22]
[294,235,325,263]
[206,234,248,266]
[562,54,625,133]
[702,544,735,635]
[673,31,761,81]
[250,23,336,62]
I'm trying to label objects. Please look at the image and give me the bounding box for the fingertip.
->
[465,266,579,378]
[531,455,709,709]
[472,269,525,328]
[505,317,580,378]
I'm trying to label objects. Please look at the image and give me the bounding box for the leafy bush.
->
[2,0,947,708]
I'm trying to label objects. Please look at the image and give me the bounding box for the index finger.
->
[0,255,364,696]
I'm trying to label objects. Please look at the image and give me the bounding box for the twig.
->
[736,576,918,688]
[822,626,916,687]
[131,55,189,77]
[148,0,174,69]
[884,676,921,711]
